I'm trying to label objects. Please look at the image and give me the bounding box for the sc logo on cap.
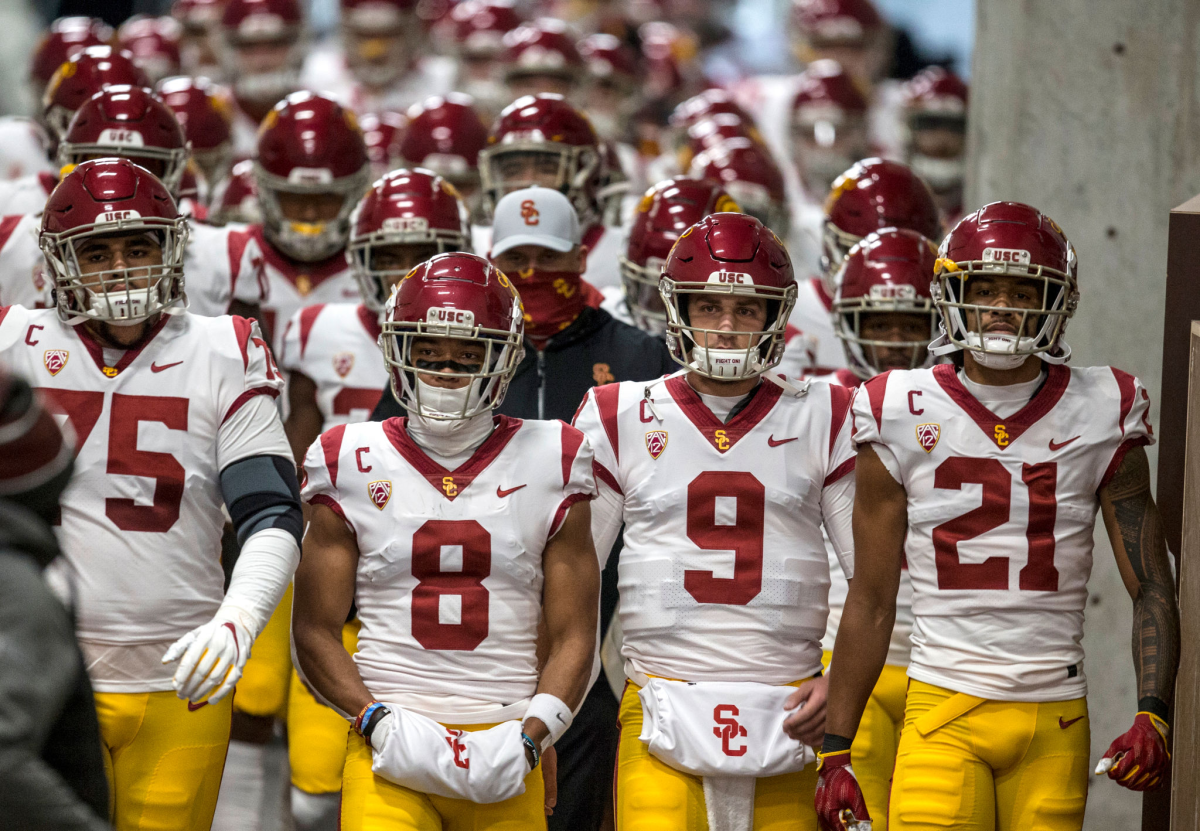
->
[521,199,539,226]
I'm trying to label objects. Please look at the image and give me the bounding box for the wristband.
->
[354,701,385,737]
[521,732,540,770]
[821,733,854,755]
[524,693,573,751]
[362,705,392,748]
[1138,696,1170,723]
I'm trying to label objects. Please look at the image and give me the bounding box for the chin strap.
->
[763,371,810,397]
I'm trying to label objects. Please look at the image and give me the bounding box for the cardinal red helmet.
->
[157,75,235,190]
[480,93,601,222]
[679,113,766,170]
[502,19,584,86]
[210,158,261,225]
[791,0,882,46]
[791,59,869,197]
[220,0,304,105]
[833,227,938,378]
[117,16,183,84]
[660,212,796,379]
[360,110,408,177]
[932,201,1078,365]
[822,158,941,293]
[688,138,789,239]
[40,157,188,325]
[904,66,968,205]
[173,0,225,29]
[381,251,525,418]
[669,88,751,130]
[42,46,151,143]
[59,86,190,196]
[349,168,471,311]
[30,18,113,87]
[620,176,740,334]
[400,94,488,189]
[578,33,638,89]
[255,91,370,261]
[450,0,522,56]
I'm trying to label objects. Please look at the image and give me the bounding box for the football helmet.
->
[42,46,151,144]
[480,93,600,222]
[349,168,471,312]
[931,201,1078,367]
[789,0,887,82]
[669,88,752,131]
[790,59,869,197]
[620,176,739,334]
[660,212,797,379]
[821,157,940,293]
[678,112,766,172]
[156,75,235,192]
[254,91,370,261]
[446,0,523,119]
[40,157,189,326]
[30,18,113,97]
[400,94,489,194]
[171,0,224,77]
[381,252,524,419]
[218,0,304,107]
[688,138,790,239]
[117,16,183,84]
[59,86,190,197]
[502,19,584,95]
[340,0,419,89]
[577,33,640,142]
[360,110,408,178]
[904,66,968,208]
[210,158,261,225]
[834,228,938,378]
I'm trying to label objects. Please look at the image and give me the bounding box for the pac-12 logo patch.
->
[916,423,940,453]
[645,430,668,459]
[332,352,354,378]
[368,479,392,510]
[43,349,68,376]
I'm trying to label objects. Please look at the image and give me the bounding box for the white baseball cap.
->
[491,186,581,257]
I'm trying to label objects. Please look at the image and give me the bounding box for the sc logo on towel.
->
[713,705,748,757]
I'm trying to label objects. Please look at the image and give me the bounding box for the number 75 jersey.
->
[854,363,1154,702]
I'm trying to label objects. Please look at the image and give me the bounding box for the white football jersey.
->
[300,416,595,718]
[235,224,359,355]
[300,45,454,114]
[853,363,1154,701]
[574,371,856,684]
[0,306,288,692]
[0,171,55,217]
[581,224,625,291]
[0,214,264,316]
[778,277,845,378]
[279,302,387,429]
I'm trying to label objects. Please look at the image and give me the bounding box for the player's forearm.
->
[293,620,373,717]
[826,588,895,739]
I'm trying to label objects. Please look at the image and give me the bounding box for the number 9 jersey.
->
[853,363,1154,701]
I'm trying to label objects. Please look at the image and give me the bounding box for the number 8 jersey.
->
[853,363,1153,701]
[574,371,857,685]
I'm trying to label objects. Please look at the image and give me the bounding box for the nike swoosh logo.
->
[151,361,183,373]
[496,484,526,498]
[1049,436,1081,451]
[187,701,208,712]
[1059,715,1084,729]
[767,435,798,447]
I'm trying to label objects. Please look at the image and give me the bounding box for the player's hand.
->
[162,609,253,705]
[541,745,557,816]
[783,674,828,746]
[815,750,871,831]
[1095,712,1170,791]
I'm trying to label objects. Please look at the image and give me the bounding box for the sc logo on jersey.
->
[994,424,1010,446]
[713,705,748,757]
[442,476,458,497]
[714,429,730,451]
[444,729,470,769]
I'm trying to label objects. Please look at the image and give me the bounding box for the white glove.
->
[370,707,529,804]
[161,607,254,704]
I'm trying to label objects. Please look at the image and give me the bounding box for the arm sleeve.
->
[821,470,856,578]
[547,423,597,540]
[299,427,352,533]
[215,316,291,470]
[571,387,625,560]
[1100,369,1156,489]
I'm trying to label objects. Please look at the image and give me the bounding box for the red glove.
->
[815,749,872,831]
[1095,712,1170,791]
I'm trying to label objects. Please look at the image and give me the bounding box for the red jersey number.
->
[411,519,491,650]
[332,387,384,419]
[932,456,1059,591]
[685,471,765,605]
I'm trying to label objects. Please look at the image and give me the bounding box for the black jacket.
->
[0,501,110,831]
[371,306,675,423]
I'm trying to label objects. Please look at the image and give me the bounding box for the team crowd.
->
[0,0,1180,830]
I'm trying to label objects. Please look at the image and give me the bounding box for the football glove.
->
[1095,712,1170,791]
[815,749,872,830]
[162,607,254,705]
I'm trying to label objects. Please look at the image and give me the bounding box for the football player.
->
[816,228,940,830]
[399,95,490,224]
[574,212,857,830]
[0,158,300,831]
[902,67,969,225]
[0,86,263,318]
[292,251,600,829]
[278,169,471,829]
[443,0,525,124]
[502,19,584,103]
[117,16,184,85]
[818,202,1179,830]
[479,93,623,289]
[27,17,112,112]
[157,75,236,204]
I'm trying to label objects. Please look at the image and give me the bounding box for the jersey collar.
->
[251,224,351,289]
[74,314,174,379]
[933,362,1070,450]
[666,374,782,454]
[382,414,521,501]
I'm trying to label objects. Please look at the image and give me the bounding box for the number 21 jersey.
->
[853,363,1153,701]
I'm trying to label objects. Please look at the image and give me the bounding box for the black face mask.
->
[413,359,484,374]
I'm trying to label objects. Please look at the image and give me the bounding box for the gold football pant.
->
[340,727,546,830]
[889,679,1089,831]
[289,619,361,794]
[94,689,233,831]
[615,681,820,831]
[233,583,293,719]
[822,652,908,830]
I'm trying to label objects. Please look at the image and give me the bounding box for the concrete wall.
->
[967,1,1200,826]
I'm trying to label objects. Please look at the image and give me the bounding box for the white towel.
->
[703,776,756,831]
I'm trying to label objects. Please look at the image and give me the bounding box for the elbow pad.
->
[220,455,303,547]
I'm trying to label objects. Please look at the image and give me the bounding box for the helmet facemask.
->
[349,227,469,313]
[480,141,598,224]
[820,218,861,296]
[835,297,937,379]
[619,254,668,335]
[256,163,370,261]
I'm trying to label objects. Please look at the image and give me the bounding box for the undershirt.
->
[957,368,1047,419]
